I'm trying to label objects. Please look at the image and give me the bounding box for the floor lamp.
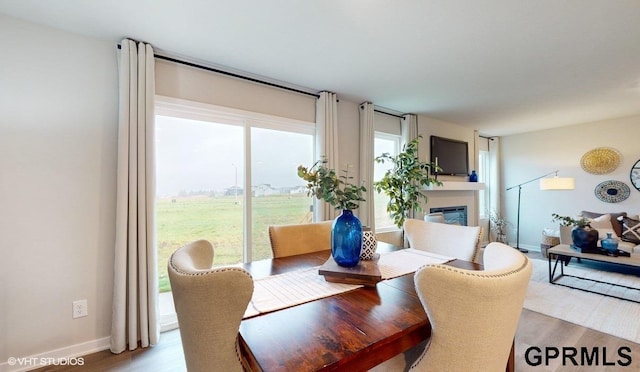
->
[506,170,575,253]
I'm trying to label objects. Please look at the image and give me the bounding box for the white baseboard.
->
[0,337,110,372]
[519,244,541,252]
[160,313,178,332]
[484,242,540,252]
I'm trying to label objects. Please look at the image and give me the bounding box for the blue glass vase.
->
[331,210,363,267]
[601,232,619,253]
[469,170,478,182]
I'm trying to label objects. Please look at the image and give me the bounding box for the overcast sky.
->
[155,115,313,197]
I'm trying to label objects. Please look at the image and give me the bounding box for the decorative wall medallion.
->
[580,147,622,175]
[631,159,640,192]
[594,180,630,203]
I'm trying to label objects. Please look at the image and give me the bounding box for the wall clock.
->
[631,159,640,192]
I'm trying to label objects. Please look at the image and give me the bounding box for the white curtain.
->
[401,113,418,149]
[111,39,159,353]
[488,136,502,241]
[315,91,339,221]
[400,114,418,221]
[359,102,375,229]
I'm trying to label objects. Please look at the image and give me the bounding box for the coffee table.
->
[547,244,640,303]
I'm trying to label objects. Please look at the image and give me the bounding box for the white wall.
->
[337,99,361,195]
[0,14,118,366]
[501,116,640,251]
[155,59,317,123]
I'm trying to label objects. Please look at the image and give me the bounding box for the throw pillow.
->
[618,216,640,244]
[581,210,627,237]
[586,214,618,239]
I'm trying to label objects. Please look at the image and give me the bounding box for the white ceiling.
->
[2,0,640,136]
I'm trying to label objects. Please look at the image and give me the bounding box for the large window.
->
[374,132,401,231]
[155,99,314,292]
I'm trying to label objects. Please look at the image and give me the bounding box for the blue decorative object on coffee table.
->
[601,232,619,253]
[571,227,599,252]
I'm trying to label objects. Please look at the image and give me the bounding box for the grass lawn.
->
[157,194,312,292]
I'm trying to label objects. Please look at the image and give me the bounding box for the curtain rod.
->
[156,54,320,98]
[374,109,404,119]
[117,43,320,98]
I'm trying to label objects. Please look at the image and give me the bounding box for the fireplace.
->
[430,206,467,226]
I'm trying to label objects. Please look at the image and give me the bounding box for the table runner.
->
[243,248,453,318]
[378,248,453,279]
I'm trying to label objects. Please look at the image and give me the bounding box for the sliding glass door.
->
[154,98,314,329]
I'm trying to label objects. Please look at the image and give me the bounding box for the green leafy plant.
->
[551,213,591,228]
[297,158,366,210]
[374,136,442,229]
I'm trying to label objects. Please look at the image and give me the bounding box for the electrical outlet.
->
[72,299,88,319]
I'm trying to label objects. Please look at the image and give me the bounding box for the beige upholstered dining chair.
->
[403,219,482,262]
[409,242,532,371]
[168,240,254,372]
[268,220,333,258]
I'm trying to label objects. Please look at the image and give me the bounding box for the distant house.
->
[288,186,307,194]
[253,184,279,197]
[224,186,243,196]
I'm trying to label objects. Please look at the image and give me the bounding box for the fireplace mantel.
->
[423,182,485,191]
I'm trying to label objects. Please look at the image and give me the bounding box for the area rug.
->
[525,258,640,344]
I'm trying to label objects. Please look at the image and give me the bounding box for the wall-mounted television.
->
[430,136,469,176]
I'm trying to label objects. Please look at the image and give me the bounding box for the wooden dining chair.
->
[168,240,254,372]
[403,218,482,262]
[268,220,333,258]
[410,242,532,371]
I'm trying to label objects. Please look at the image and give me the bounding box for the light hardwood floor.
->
[33,253,640,371]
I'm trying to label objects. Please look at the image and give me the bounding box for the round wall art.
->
[594,180,630,203]
[580,147,622,175]
[631,159,640,192]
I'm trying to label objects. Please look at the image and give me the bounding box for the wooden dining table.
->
[238,242,514,371]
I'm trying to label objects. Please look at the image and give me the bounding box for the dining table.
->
[237,242,515,372]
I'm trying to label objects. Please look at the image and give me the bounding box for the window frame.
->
[373,131,402,233]
[155,96,316,263]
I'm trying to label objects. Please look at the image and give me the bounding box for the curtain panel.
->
[488,136,502,241]
[111,39,160,353]
[400,114,418,221]
[359,102,375,229]
[315,91,339,221]
[400,113,418,149]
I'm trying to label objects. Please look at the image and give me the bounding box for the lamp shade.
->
[539,177,575,190]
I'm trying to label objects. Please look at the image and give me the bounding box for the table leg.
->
[548,254,564,283]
